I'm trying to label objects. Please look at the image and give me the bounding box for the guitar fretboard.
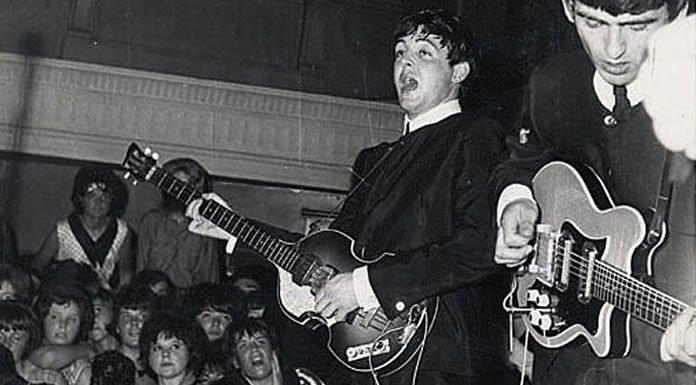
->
[584,258,689,331]
[148,167,317,282]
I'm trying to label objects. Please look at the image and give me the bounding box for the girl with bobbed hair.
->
[30,284,95,385]
[33,165,134,290]
[139,312,209,385]
[0,301,67,385]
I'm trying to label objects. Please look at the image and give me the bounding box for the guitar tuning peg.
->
[123,171,131,180]
[144,147,152,155]
[131,180,139,186]
[152,152,160,161]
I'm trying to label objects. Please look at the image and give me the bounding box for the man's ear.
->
[232,356,240,369]
[561,0,575,23]
[451,62,471,84]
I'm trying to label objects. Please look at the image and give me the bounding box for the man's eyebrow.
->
[576,10,607,23]
[576,9,661,25]
[414,35,443,49]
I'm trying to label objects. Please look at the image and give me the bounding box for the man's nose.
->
[606,26,627,59]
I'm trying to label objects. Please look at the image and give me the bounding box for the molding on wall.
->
[0,53,402,190]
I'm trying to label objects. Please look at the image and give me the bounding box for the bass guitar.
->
[122,142,438,375]
[512,161,691,358]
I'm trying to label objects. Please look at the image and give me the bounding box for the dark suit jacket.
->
[492,51,696,385]
[331,111,510,378]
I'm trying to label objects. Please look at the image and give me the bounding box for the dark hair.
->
[573,0,688,18]
[182,283,246,322]
[226,318,280,357]
[394,9,480,76]
[139,313,209,379]
[130,270,176,297]
[0,263,35,305]
[0,301,41,360]
[114,284,159,315]
[33,284,94,343]
[70,165,129,217]
[40,260,102,296]
[90,350,135,385]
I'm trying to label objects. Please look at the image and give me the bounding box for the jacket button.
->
[395,301,405,312]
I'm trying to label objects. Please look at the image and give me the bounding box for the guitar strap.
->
[632,151,675,284]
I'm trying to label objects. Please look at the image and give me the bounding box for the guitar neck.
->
[592,261,690,331]
[148,167,314,279]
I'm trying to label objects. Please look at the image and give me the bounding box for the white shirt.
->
[402,99,462,135]
[354,98,462,311]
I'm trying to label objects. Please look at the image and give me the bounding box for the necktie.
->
[612,85,631,122]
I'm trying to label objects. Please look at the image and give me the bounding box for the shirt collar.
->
[402,99,461,135]
[593,70,647,111]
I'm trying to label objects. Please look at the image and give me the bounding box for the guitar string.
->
[553,246,688,318]
[536,244,688,328]
[558,255,685,320]
[155,168,400,331]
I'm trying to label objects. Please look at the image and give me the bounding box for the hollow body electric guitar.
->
[122,143,438,375]
[513,161,691,357]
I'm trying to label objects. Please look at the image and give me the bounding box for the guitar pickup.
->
[556,238,573,291]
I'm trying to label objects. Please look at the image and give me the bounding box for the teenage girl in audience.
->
[139,313,209,385]
[30,285,94,385]
[0,301,66,385]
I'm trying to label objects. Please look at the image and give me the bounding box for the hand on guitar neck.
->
[186,193,238,253]
[661,308,696,367]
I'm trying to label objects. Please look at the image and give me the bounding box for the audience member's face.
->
[393,27,460,118]
[149,332,190,380]
[196,308,232,342]
[568,1,670,86]
[117,308,148,348]
[0,280,17,301]
[80,185,112,218]
[91,298,114,343]
[233,331,273,381]
[43,301,81,345]
[0,326,29,362]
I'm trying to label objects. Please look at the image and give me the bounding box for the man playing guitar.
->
[493,0,695,384]
[187,9,510,385]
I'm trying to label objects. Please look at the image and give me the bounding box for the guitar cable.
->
[502,278,535,385]
[367,305,433,385]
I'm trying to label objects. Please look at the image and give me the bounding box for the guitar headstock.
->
[121,143,160,184]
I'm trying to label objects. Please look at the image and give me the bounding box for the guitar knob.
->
[144,147,152,155]
[152,152,160,161]
[529,310,552,331]
[527,289,550,307]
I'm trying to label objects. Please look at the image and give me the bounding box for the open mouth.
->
[399,74,419,93]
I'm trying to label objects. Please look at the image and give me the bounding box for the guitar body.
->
[274,229,438,375]
[517,161,650,357]
[122,142,437,376]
